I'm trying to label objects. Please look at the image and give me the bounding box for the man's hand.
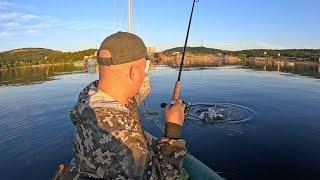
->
[164,99,185,126]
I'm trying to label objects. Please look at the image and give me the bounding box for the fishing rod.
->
[161,0,199,108]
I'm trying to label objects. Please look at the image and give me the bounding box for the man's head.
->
[97,32,149,104]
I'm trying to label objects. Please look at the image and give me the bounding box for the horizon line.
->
[1,46,320,53]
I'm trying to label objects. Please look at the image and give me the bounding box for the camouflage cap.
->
[97,32,149,66]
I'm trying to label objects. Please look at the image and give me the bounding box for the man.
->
[53,32,187,179]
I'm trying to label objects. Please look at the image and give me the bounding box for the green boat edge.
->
[152,136,224,180]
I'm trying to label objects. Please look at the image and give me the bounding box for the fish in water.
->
[197,107,224,122]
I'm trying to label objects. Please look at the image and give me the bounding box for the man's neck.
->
[97,80,129,105]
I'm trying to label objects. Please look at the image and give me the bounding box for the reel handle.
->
[160,101,190,108]
[160,101,191,117]
[160,103,167,108]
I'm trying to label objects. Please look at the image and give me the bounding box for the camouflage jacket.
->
[68,81,187,180]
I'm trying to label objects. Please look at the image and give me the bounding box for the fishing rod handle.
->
[161,81,181,108]
[171,81,181,101]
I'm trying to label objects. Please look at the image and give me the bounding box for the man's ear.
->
[130,65,138,81]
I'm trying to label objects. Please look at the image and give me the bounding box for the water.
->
[0,62,320,179]
[186,103,253,123]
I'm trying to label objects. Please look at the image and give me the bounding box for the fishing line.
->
[160,0,199,108]
[159,0,253,124]
[177,0,199,82]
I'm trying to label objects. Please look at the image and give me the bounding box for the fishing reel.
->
[160,101,192,116]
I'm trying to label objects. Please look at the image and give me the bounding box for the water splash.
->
[187,103,253,124]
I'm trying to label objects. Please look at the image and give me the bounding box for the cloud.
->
[1,19,115,38]
[0,2,115,49]
[0,10,114,34]
[0,12,19,21]
[24,23,55,30]
[25,29,40,34]
[2,22,20,29]
[0,31,10,38]
[20,14,40,20]
[62,20,115,31]
[0,12,39,21]
[0,1,14,9]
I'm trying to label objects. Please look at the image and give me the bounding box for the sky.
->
[0,0,319,52]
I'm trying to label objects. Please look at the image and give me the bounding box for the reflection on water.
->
[163,59,320,79]
[0,63,99,86]
[240,59,320,79]
[0,64,79,86]
[1,59,319,87]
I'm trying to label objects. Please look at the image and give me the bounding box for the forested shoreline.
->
[0,48,96,69]
[164,47,320,60]
[1,47,320,70]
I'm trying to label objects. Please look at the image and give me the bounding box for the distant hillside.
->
[234,49,320,59]
[0,48,96,69]
[163,46,226,55]
[6,48,59,54]
[163,46,320,60]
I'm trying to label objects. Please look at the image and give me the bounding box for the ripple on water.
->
[186,103,254,125]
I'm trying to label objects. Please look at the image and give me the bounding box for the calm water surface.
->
[0,64,320,180]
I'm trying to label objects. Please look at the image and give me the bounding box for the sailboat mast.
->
[128,0,132,33]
